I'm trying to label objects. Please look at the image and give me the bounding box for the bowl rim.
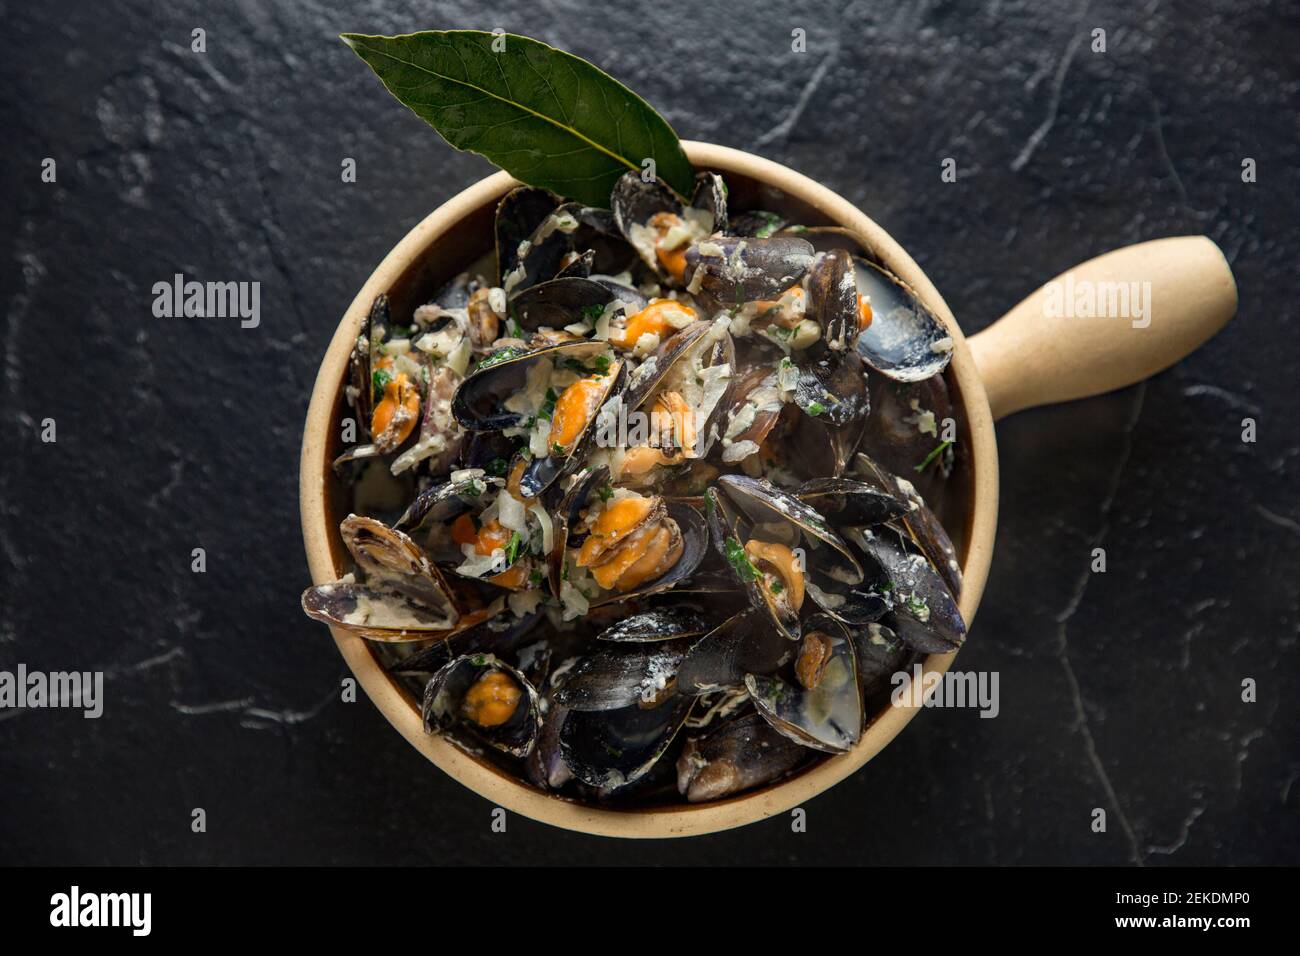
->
[300,141,999,838]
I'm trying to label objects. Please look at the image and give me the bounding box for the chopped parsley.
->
[552,442,566,457]
[591,353,612,374]
[505,531,524,566]
[807,400,826,417]
[770,580,785,595]
[724,537,760,583]
[371,368,392,403]
[596,483,615,502]
[581,303,606,321]
[538,387,559,420]
[486,457,509,478]
[914,440,953,474]
[753,211,783,238]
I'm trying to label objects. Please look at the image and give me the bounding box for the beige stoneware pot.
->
[301,142,1237,838]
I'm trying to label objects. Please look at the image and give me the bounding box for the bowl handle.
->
[967,235,1238,422]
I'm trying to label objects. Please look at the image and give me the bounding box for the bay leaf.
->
[342,30,695,208]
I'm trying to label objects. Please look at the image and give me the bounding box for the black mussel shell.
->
[597,606,712,643]
[676,710,808,802]
[677,609,792,694]
[854,258,954,382]
[689,171,728,234]
[510,275,616,331]
[394,471,502,533]
[559,695,694,789]
[611,172,684,274]
[851,526,966,653]
[496,186,561,287]
[452,339,612,433]
[796,477,910,526]
[589,502,710,606]
[745,616,862,754]
[502,202,588,299]
[553,640,689,711]
[684,236,816,303]
[808,249,860,352]
[422,654,542,757]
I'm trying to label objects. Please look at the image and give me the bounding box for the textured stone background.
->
[2,0,1297,865]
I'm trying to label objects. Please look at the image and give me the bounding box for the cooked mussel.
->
[745,614,862,753]
[676,710,808,802]
[709,475,864,638]
[423,653,542,757]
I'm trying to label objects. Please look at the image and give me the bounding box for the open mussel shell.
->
[422,654,542,758]
[705,485,801,641]
[301,581,461,642]
[393,470,502,534]
[559,695,694,789]
[597,606,711,643]
[622,319,736,459]
[717,365,784,465]
[791,350,869,427]
[340,515,457,615]
[610,172,684,276]
[553,640,688,711]
[589,502,710,606]
[853,258,954,382]
[851,526,966,653]
[451,339,612,433]
[716,474,864,587]
[502,202,587,299]
[745,616,863,754]
[510,275,617,332]
[689,171,728,234]
[496,186,561,286]
[796,477,910,526]
[676,710,808,802]
[677,608,792,694]
[548,465,609,597]
[684,235,816,302]
[852,452,962,597]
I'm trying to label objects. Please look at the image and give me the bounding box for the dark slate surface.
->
[2,0,1297,865]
